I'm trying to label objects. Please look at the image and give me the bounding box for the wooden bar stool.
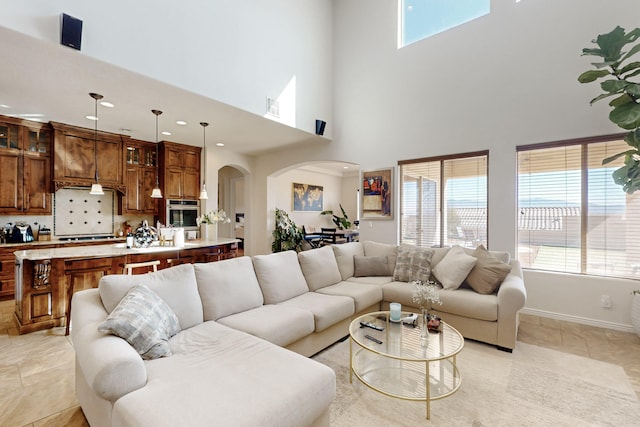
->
[122,260,160,275]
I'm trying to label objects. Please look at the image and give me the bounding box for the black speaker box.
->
[315,119,326,136]
[61,13,83,50]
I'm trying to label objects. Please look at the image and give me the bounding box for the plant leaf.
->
[619,61,640,74]
[590,93,617,105]
[621,44,640,63]
[626,83,640,96]
[608,93,634,107]
[610,102,640,129]
[578,69,611,83]
[602,150,635,164]
[600,79,628,92]
[624,129,640,148]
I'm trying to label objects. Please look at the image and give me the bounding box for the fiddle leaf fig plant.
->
[578,26,640,193]
[320,204,351,230]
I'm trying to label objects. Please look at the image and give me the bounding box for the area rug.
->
[312,339,640,426]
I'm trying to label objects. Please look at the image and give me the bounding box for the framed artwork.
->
[292,183,324,211]
[361,168,393,220]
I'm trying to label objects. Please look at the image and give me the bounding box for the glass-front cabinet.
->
[0,118,52,215]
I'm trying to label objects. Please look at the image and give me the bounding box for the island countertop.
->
[14,238,240,261]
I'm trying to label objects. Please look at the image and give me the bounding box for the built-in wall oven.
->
[166,200,200,233]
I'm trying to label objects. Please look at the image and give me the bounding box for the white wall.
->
[248,0,639,330]
[0,0,333,136]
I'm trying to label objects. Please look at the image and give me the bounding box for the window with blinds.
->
[399,152,488,248]
[517,136,640,279]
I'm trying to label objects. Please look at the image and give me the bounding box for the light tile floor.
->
[1,299,638,426]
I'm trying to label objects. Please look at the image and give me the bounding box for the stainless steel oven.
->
[166,200,200,231]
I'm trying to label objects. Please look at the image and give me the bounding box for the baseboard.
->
[520,307,634,333]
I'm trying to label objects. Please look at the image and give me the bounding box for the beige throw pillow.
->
[393,246,434,282]
[98,284,181,360]
[465,245,512,294]
[432,245,477,290]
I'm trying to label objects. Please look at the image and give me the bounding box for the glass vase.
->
[421,308,430,345]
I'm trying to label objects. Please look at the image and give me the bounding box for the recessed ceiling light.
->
[176,120,187,126]
[86,115,98,121]
[343,166,349,169]
[0,104,10,108]
[216,142,225,147]
[100,101,114,108]
[161,131,171,136]
[19,113,44,117]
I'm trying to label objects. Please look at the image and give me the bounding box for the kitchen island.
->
[13,238,239,334]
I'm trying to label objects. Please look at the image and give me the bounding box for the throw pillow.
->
[393,246,434,282]
[465,245,512,294]
[353,255,390,277]
[432,245,477,290]
[98,284,181,360]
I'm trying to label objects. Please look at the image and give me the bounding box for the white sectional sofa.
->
[71,241,526,427]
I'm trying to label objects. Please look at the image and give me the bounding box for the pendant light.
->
[199,122,209,200]
[89,92,104,195]
[150,109,163,198]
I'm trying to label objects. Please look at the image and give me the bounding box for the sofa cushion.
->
[353,255,390,277]
[393,246,434,282]
[332,241,364,280]
[194,256,264,321]
[316,281,384,313]
[465,245,512,294]
[298,246,343,291]
[111,321,335,427]
[438,288,498,321]
[97,285,181,360]
[98,263,203,330]
[347,275,393,285]
[252,251,309,304]
[363,241,398,273]
[279,292,354,332]
[217,304,315,347]
[432,245,477,290]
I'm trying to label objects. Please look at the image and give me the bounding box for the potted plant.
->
[272,207,304,252]
[578,26,640,193]
[579,27,640,336]
[320,204,352,229]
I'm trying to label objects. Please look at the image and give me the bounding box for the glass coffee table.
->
[349,311,464,420]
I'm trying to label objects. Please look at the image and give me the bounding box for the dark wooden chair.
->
[303,226,323,248]
[320,227,347,245]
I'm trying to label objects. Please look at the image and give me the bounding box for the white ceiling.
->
[0,26,331,156]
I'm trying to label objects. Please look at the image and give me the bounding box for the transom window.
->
[399,151,488,248]
[517,136,640,280]
[399,0,491,48]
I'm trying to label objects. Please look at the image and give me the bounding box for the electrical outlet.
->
[600,295,611,308]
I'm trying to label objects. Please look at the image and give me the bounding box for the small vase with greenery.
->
[320,204,352,229]
[272,208,304,253]
[578,26,640,193]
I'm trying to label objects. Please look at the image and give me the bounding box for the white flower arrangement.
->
[197,208,232,226]
[411,280,443,310]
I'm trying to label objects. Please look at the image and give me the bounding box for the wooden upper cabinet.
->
[122,139,159,214]
[159,141,201,201]
[0,117,51,215]
[51,122,124,193]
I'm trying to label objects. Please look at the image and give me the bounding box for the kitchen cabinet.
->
[0,118,52,215]
[159,141,201,223]
[122,139,159,214]
[51,122,125,193]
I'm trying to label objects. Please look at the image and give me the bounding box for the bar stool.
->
[122,260,160,275]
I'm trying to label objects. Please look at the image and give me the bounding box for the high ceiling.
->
[0,26,330,156]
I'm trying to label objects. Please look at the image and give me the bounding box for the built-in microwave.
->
[166,200,200,231]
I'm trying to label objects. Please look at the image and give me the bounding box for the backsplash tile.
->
[53,188,115,237]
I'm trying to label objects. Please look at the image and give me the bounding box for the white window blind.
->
[517,137,640,279]
[399,152,488,248]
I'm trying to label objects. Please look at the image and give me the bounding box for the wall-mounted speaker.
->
[60,13,83,50]
[315,119,326,136]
